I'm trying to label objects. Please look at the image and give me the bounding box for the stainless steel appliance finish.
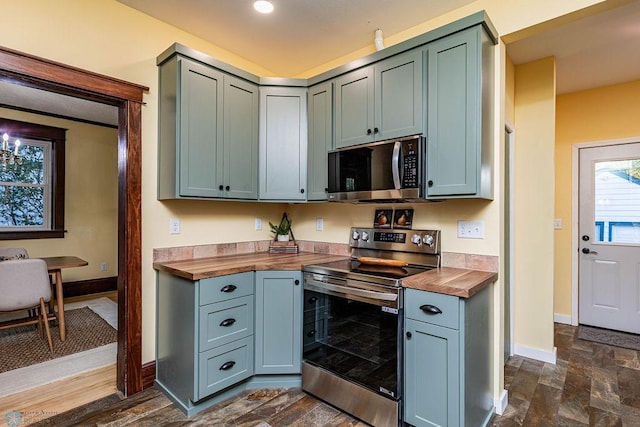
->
[302,227,441,426]
[327,134,427,203]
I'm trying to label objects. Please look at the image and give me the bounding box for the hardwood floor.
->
[9,322,640,426]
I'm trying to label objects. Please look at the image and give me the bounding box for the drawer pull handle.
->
[307,330,316,337]
[220,284,237,293]
[219,318,236,327]
[420,304,442,315]
[219,361,236,371]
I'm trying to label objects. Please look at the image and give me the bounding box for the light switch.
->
[554,219,562,230]
[457,220,484,239]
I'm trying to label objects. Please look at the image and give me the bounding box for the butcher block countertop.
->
[153,252,348,281]
[401,267,498,298]
[154,252,497,298]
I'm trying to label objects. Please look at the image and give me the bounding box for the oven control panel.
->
[350,227,440,254]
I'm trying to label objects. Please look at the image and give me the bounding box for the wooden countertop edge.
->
[154,254,498,298]
[401,267,498,298]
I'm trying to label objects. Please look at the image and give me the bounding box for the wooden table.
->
[42,256,88,341]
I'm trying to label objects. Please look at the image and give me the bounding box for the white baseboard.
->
[553,313,572,325]
[494,389,508,415]
[514,344,557,364]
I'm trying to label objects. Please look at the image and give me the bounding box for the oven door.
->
[302,273,403,400]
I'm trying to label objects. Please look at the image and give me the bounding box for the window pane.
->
[0,143,45,185]
[0,185,45,227]
[594,159,640,244]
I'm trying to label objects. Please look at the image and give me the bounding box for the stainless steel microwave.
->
[327,134,426,203]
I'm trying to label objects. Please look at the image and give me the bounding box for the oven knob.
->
[361,231,370,242]
[411,234,422,247]
[352,230,360,241]
[423,235,434,246]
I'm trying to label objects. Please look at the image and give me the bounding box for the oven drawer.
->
[405,288,459,330]
[199,296,254,352]
[197,336,254,400]
[199,272,254,305]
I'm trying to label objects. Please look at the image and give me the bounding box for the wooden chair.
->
[0,259,54,352]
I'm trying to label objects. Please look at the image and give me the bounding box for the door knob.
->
[582,235,590,241]
[582,248,599,255]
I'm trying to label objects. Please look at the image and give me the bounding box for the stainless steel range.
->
[302,227,441,427]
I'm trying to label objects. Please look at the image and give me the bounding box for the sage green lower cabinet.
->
[404,286,493,427]
[255,271,302,374]
[156,271,255,416]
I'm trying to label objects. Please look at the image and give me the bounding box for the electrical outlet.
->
[255,217,263,231]
[169,218,180,234]
[457,220,484,239]
[101,262,107,271]
[554,219,562,230]
[316,218,324,231]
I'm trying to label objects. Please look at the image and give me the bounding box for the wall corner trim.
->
[494,389,509,415]
[553,313,573,325]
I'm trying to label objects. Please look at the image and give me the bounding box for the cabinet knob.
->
[406,331,412,339]
[219,318,236,327]
[367,129,372,135]
[308,296,317,304]
[219,361,236,371]
[300,189,305,194]
[307,330,317,337]
[294,279,300,285]
[374,127,379,134]
[226,185,230,191]
[324,188,328,192]
[220,284,237,293]
[428,180,434,187]
[219,185,224,191]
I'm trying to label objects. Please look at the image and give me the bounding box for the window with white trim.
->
[0,118,65,240]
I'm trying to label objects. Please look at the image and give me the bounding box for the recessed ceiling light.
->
[254,0,274,14]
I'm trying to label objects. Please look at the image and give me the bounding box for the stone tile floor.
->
[489,323,640,426]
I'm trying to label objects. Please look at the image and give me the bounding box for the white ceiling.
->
[506,0,640,94]
[117,0,476,77]
[3,1,640,125]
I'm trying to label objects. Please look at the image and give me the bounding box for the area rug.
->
[0,307,116,373]
[578,325,640,351]
[0,297,117,397]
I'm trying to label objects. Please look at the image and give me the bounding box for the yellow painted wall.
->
[0,108,118,282]
[554,80,640,317]
[513,57,556,353]
[1,0,606,368]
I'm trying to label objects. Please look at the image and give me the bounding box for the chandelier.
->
[1,132,22,171]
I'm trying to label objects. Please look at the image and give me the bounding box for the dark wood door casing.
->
[0,45,148,396]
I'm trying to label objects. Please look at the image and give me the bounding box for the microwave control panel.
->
[402,142,419,188]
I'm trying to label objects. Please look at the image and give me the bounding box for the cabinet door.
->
[259,87,308,200]
[255,271,302,374]
[404,319,460,427]
[334,67,374,148]
[178,58,224,198]
[223,76,259,199]
[426,29,480,197]
[307,82,333,201]
[375,50,423,141]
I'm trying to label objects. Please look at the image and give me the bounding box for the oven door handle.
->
[305,277,398,302]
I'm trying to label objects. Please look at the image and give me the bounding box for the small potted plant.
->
[269,215,293,242]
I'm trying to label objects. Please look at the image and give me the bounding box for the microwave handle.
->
[392,141,402,189]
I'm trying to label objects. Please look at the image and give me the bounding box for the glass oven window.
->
[303,290,400,399]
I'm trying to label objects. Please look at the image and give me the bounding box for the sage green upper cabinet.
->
[307,82,333,201]
[223,76,259,199]
[259,86,308,201]
[426,26,493,199]
[334,49,423,148]
[158,56,258,200]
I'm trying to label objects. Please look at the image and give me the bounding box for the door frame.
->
[571,136,640,326]
[0,46,147,395]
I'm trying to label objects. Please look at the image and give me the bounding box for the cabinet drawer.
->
[405,288,459,330]
[200,272,254,305]
[197,337,254,400]
[199,296,254,352]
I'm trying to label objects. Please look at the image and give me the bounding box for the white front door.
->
[578,143,640,334]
